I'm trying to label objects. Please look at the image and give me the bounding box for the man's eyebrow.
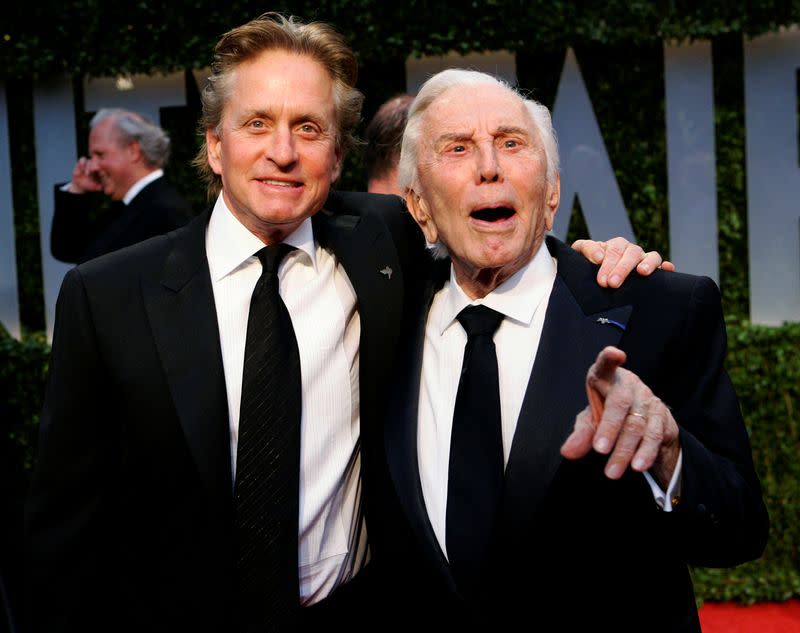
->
[292,112,327,126]
[235,108,272,123]
[434,131,473,146]
[495,125,531,137]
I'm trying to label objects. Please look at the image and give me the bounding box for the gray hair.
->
[397,68,559,193]
[90,108,171,168]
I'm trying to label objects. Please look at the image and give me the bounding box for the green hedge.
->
[2,321,799,604]
[2,1,799,79]
[690,322,800,604]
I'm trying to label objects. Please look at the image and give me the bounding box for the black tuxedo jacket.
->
[381,236,769,632]
[50,176,194,264]
[25,191,410,633]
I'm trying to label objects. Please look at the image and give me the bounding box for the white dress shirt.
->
[417,242,681,559]
[206,194,367,605]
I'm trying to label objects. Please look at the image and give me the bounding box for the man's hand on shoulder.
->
[571,237,676,288]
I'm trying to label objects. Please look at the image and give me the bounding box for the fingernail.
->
[598,274,608,286]
[609,274,621,287]
[593,250,605,263]
[595,437,610,453]
[606,463,623,479]
[639,264,650,274]
[632,457,646,471]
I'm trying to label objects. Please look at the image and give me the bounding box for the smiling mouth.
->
[259,178,302,188]
[471,207,515,222]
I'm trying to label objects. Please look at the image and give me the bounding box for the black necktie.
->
[445,304,505,597]
[235,244,301,632]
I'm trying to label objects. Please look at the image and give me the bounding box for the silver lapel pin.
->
[379,266,393,279]
[596,316,626,331]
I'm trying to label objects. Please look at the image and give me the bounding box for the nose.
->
[476,143,501,183]
[266,126,298,168]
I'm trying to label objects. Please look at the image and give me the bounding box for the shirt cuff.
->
[643,449,682,512]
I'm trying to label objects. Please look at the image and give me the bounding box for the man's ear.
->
[330,145,343,183]
[127,141,144,164]
[405,189,438,245]
[206,128,223,175]
[544,173,561,231]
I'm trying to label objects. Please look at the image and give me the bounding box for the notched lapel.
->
[314,210,403,342]
[143,213,233,510]
[384,276,457,590]
[502,273,631,536]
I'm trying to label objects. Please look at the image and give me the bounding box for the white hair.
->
[397,68,560,194]
[91,108,171,168]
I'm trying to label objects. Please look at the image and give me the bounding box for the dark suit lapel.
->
[502,237,632,532]
[82,180,162,260]
[312,208,403,356]
[385,261,458,590]
[142,211,233,510]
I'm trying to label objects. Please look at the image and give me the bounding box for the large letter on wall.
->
[664,40,718,282]
[0,82,20,339]
[33,74,77,341]
[405,51,517,94]
[745,29,800,325]
[552,49,634,242]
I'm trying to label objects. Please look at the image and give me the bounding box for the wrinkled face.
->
[87,118,140,201]
[206,49,342,244]
[406,83,560,291]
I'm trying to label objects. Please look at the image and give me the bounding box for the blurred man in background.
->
[365,94,413,196]
[50,108,193,264]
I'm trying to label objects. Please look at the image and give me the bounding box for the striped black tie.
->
[235,243,301,632]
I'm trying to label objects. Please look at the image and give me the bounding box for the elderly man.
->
[381,69,769,632]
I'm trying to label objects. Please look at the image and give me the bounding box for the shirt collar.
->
[436,240,557,336]
[205,193,317,282]
[122,169,163,205]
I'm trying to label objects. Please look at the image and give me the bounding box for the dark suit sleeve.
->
[661,275,769,566]
[24,267,120,632]
[50,185,110,263]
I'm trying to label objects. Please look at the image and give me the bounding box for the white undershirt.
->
[417,242,680,559]
[206,194,367,605]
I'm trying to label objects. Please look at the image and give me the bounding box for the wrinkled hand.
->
[560,346,680,488]
[68,157,102,194]
[571,237,676,288]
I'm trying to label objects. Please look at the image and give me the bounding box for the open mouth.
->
[470,206,515,222]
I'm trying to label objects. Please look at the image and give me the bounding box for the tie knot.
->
[457,304,504,338]
[255,243,294,275]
